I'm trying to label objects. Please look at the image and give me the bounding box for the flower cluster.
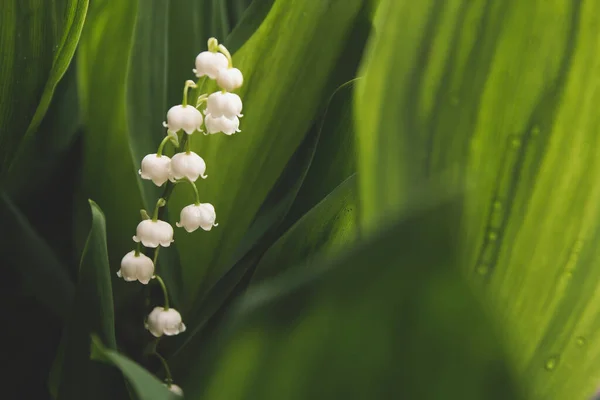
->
[116,37,244,397]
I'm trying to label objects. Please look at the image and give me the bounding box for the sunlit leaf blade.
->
[169,0,368,302]
[252,175,358,283]
[0,0,88,178]
[0,193,74,320]
[225,0,275,53]
[76,0,141,268]
[91,335,176,400]
[58,200,122,399]
[175,194,522,400]
[356,0,600,398]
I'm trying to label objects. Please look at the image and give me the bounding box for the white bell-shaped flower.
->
[145,306,186,337]
[216,67,244,92]
[176,203,218,232]
[165,105,203,135]
[166,384,183,396]
[194,51,228,79]
[169,151,207,182]
[117,251,155,284]
[133,219,174,248]
[205,91,243,119]
[205,114,240,135]
[139,154,171,186]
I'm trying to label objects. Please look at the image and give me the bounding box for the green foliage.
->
[357,0,600,398]
[0,0,88,177]
[174,195,521,399]
[7,0,600,399]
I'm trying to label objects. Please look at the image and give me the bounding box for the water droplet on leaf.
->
[544,356,559,371]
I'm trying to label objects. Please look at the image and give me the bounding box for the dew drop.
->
[492,200,502,210]
[576,336,587,347]
[511,137,522,148]
[544,356,559,371]
[488,230,498,241]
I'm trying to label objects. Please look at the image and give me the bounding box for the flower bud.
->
[133,219,174,248]
[194,51,228,79]
[169,151,207,182]
[176,203,218,232]
[216,67,244,92]
[145,307,186,337]
[139,154,171,186]
[117,251,155,284]
[205,114,240,135]
[205,91,243,119]
[166,105,203,135]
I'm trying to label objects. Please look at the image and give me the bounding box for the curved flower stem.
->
[153,247,160,266]
[218,44,233,68]
[174,178,200,205]
[156,135,172,157]
[182,80,197,107]
[152,351,173,383]
[152,198,166,221]
[154,274,170,310]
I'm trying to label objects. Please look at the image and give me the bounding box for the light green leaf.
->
[169,0,368,302]
[174,194,522,399]
[356,0,600,398]
[0,0,88,178]
[76,0,141,269]
[252,175,358,283]
[91,335,176,400]
[58,200,121,399]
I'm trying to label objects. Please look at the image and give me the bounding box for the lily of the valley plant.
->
[115,37,244,396]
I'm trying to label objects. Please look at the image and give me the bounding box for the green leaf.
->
[282,81,358,230]
[252,175,358,283]
[225,0,275,53]
[0,0,88,177]
[356,0,600,398]
[58,200,120,399]
[0,193,74,320]
[76,0,141,269]
[91,335,176,400]
[174,194,522,399]
[169,0,368,302]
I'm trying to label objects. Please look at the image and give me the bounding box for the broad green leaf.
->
[58,200,120,399]
[0,193,74,320]
[77,0,141,269]
[5,62,81,199]
[91,335,176,400]
[252,175,358,283]
[174,194,522,399]
[356,0,600,398]
[169,0,367,302]
[225,0,275,53]
[0,0,88,177]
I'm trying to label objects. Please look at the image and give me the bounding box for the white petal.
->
[139,154,171,186]
[195,51,228,79]
[170,152,207,182]
[216,68,244,91]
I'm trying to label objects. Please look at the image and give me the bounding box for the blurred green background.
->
[2,0,600,399]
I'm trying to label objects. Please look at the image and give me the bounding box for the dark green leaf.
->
[174,193,522,399]
[252,175,358,283]
[225,0,275,53]
[91,335,176,400]
[58,200,120,399]
[0,192,74,320]
[0,0,89,177]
